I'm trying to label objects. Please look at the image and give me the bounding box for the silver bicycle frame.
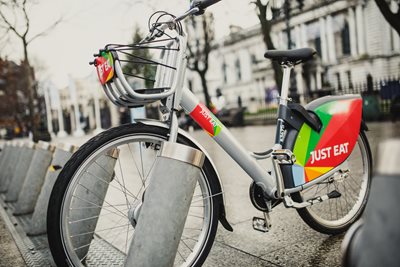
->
[164,28,295,200]
[117,11,339,201]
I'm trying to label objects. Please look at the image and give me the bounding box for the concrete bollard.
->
[125,142,204,267]
[0,142,10,169]
[0,142,11,180]
[27,143,78,236]
[13,141,54,215]
[4,142,36,202]
[0,142,23,193]
[68,148,119,260]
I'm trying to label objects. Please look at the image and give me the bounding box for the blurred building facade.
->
[0,58,30,138]
[57,76,120,134]
[186,0,400,110]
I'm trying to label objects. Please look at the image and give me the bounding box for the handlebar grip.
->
[191,0,221,10]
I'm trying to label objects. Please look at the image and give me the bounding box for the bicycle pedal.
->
[252,216,270,233]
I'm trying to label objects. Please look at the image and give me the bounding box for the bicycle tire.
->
[291,131,372,235]
[47,123,219,267]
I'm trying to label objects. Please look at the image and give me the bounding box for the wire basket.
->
[92,35,185,108]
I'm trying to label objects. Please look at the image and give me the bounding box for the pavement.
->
[0,121,399,266]
[0,215,26,267]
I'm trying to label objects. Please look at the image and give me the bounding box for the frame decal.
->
[190,103,222,137]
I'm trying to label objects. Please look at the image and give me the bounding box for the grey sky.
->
[2,0,258,88]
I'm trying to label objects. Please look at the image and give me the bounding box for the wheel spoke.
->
[57,130,216,266]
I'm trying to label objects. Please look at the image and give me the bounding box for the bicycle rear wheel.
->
[292,132,372,235]
[47,123,219,266]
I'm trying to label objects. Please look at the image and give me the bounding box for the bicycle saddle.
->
[264,48,316,65]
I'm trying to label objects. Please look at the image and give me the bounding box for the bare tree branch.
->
[0,8,23,38]
[28,16,63,44]
[0,0,64,140]
[22,0,30,38]
[186,14,214,108]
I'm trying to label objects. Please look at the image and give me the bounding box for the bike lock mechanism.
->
[125,142,205,267]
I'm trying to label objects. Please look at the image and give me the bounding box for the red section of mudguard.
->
[306,98,362,168]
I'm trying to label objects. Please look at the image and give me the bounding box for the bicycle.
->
[47,0,372,266]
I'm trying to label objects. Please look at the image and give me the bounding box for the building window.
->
[251,54,257,65]
[235,58,241,81]
[346,71,353,89]
[341,22,351,56]
[188,79,193,92]
[314,37,321,57]
[336,72,342,91]
[222,61,227,84]
[305,21,322,58]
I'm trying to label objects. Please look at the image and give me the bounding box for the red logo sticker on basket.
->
[95,51,114,85]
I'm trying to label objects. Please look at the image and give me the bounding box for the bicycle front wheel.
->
[47,123,219,267]
[292,131,372,235]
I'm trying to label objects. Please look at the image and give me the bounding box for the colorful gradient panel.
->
[292,98,362,186]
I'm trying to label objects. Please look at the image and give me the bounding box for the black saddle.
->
[264,48,316,65]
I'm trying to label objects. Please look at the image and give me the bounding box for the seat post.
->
[280,64,293,106]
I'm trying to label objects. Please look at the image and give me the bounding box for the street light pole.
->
[284,0,292,50]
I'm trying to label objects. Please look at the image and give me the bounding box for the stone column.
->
[68,78,84,137]
[348,7,358,57]
[356,4,366,55]
[296,66,305,105]
[295,25,302,49]
[278,31,285,50]
[316,66,323,91]
[391,0,400,51]
[44,86,54,136]
[319,17,328,63]
[55,88,67,137]
[300,24,308,48]
[93,91,104,134]
[326,15,337,63]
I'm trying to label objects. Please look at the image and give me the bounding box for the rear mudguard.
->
[136,119,233,232]
[282,95,367,189]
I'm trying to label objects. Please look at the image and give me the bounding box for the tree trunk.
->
[199,71,211,109]
[375,0,400,37]
[257,1,283,92]
[22,43,38,139]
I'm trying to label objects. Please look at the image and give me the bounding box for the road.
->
[197,121,399,266]
[49,121,399,267]
[1,121,399,266]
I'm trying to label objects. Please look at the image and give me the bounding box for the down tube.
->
[180,88,277,199]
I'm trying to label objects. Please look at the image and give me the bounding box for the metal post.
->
[13,141,54,215]
[68,148,119,259]
[125,142,204,267]
[27,143,78,236]
[4,142,36,202]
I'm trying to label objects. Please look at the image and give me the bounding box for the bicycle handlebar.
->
[141,0,221,43]
[190,0,221,11]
